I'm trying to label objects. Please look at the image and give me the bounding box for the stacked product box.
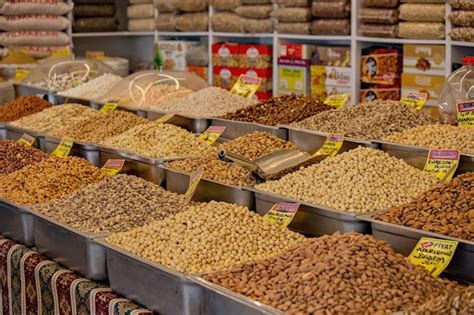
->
[278,43,313,96]
[360,46,402,102]
[212,42,273,100]
[310,46,351,102]
[401,44,446,108]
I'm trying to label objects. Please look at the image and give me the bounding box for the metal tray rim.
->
[97,144,192,164]
[281,124,374,145]
[210,117,282,132]
[44,135,100,150]
[0,198,29,213]
[146,109,211,121]
[5,124,46,138]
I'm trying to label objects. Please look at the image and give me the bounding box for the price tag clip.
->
[199,126,226,146]
[101,159,125,176]
[408,237,458,277]
[51,137,74,157]
[100,101,118,113]
[230,74,262,99]
[263,202,300,228]
[17,133,36,147]
[184,169,203,203]
[313,134,344,157]
[423,149,460,183]
[324,94,349,109]
[400,92,428,110]
[457,101,474,128]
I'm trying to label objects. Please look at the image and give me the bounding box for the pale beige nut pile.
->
[204,232,459,315]
[34,175,189,234]
[219,131,298,161]
[384,124,474,155]
[8,104,102,135]
[158,87,255,117]
[101,123,215,159]
[256,147,439,213]
[49,110,150,143]
[106,201,305,274]
[117,85,193,110]
[166,156,257,187]
[0,156,106,205]
[293,100,436,140]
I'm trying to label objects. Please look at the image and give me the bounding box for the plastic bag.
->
[358,8,399,25]
[361,0,399,8]
[176,0,208,12]
[273,0,310,7]
[271,8,312,23]
[128,18,156,31]
[211,12,243,32]
[0,31,70,46]
[312,2,350,18]
[154,0,178,12]
[2,2,74,15]
[234,5,273,19]
[176,12,209,32]
[74,18,118,32]
[360,23,398,37]
[156,14,177,31]
[210,0,241,10]
[241,0,271,4]
[242,18,273,33]
[449,11,474,27]
[450,27,474,42]
[399,4,445,22]
[6,46,70,59]
[398,22,445,39]
[127,4,155,19]
[276,22,311,34]
[74,4,115,17]
[448,0,474,11]
[311,19,350,35]
[0,15,70,31]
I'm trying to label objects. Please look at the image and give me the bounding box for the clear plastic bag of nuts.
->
[211,12,243,33]
[276,22,311,35]
[312,19,350,35]
[360,23,398,37]
[358,8,399,25]
[210,0,241,11]
[312,1,350,18]
[271,8,312,23]
[273,0,310,7]
[398,22,445,39]
[399,4,445,22]
[361,0,399,8]
[449,11,474,27]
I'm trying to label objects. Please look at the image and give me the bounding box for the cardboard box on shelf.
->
[213,66,240,90]
[311,65,351,87]
[403,44,446,76]
[314,46,351,67]
[240,67,273,92]
[361,47,402,85]
[401,73,445,107]
[278,58,310,96]
[155,40,199,71]
[360,84,401,102]
[279,43,314,60]
[212,43,240,67]
[311,85,351,102]
[239,44,272,69]
[187,66,208,81]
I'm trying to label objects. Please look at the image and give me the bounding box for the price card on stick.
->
[230,74,262,99]
[101,159,125,176]
[17,133,36,147]
[423,149,460,183]
[184,169,203,203]
[400,92,428,110]
[323,94,349,109]
[51,137,74,157]
[263,203,300,228]
[408,237,458,277]
[15,69,31,82]
[313,134,344,157]
[100,101,118,113]
[199,126,226,146]
[155,114,175,124]
[456,101,474,128]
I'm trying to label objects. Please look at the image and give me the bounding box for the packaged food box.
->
[279,43,314,60]
[311,65,351,87]
[311,84,351,102]
[403,44,446,76]
[187,65,208,81]
[240,67,273,92]
[278,58,310,96]
[239,44,272,69]
[212,43,240,67]
[361,47,402,85]
[401,73,445,107]
[213,66,240,90]
[313,46,351,67]
[360,83,401,102]
[155,40,200,71]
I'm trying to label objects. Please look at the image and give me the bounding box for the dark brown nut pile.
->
[33,175,189,234]
[106,201,305,274]
[0,96,53,122]
[219,131,298,161]
[204,232,459,315]
[221,94,332,126]
[293,100,437,140]
[166,156,257,187]
[49,110,150,143]
[0,140,48,175]
[0,156,106,205]
[376,172,474,241]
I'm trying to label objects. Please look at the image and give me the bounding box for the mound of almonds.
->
[34,175,189,234]
[106,201,305,274]
[49,110,150,143]
[256,147,439,213]
[204,232,459,315]
[293,100,436,140]
[101,123,214,159]
[0,140,48,175]
[8,104,102,135]
[375,172,474,241]
[219,131,298,161]
[0,156,106,205]
[221,94,332,126]
[384,124,474,155]
[0,96,53,122]
[165,156,257,187]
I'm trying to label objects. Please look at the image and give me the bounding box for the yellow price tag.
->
[184,169,203,203]
[100,102,118,113]
[324,94,349,109]
[155,114,175,124]
[17,133,36,147]
[263,203,299,228]
[51,47,71,58]
[51,137,74,157]
[15,69,31,82]
[85,50,105,60]
[230,74,261,99]
[408,237,458,277]
[400,92,428,110]
[199,126,226,146]
[423,149,460,183]
[313,134,344,157]
[101,159,125,176]
[457,101,474,128]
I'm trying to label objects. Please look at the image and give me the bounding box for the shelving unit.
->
[71,0,474,101]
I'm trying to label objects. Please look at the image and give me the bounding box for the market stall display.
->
[0,96,52,122]
[0,140,47,175]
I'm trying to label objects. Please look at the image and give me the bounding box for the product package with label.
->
[155,41,201,71]
[401,73,445,107]
[278,58,310,96]
[403,44,446,76]
[361,47,402,85]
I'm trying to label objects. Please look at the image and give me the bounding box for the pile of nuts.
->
[101,123,214,159]
[0,156,106,205]
[106,201,305,274]
[293,100,436,139]
[204,232,459,314]
[376,172,474,241]
[158,87,255,117]
[256,147,439,213]
[118,85,193,110]
[221,94,332,126]
[34,175,189,234]
[52,110,150,144]
[57,73,123,100]
[0,140,48,175]
[384,124,474,155]
[166,156,257,187]
[8,104,101,135]
[0,96,53,122]
[219,131,298,161]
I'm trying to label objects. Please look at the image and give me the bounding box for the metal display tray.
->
[210,118,287,141]
[374,140,474,174]
[31,210,108,281]
[160,166,255,209]
[51,95,93,107]
[281,125,376,153]
[190,276,281,315]
[147,110,210,133]
[0,199,34,246]
[95,238,203,315]
[249,188,371,236]
[44,135,101,166]
[14,83,59,104]
[359,213,474,284]
[5,124,45,150]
